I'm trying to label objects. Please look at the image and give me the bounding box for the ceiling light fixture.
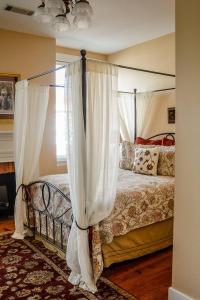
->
[33,0,93,31]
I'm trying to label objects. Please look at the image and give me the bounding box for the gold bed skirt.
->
[102,218,173,268]
[35,218,173,269]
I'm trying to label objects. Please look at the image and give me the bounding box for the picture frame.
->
[168,107,175,124]
[0,74,19,119]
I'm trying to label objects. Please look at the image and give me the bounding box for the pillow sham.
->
[119,141,156,170]
[119,141,175,176]
[133,147,160,176]
[157,146,175,177]
[135,137,162,145]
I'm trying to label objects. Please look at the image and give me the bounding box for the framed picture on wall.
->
[0,75,19,119]
[168,107,175,124]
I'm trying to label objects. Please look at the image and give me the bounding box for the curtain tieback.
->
[75,220,90,231]
[71,214,89,231]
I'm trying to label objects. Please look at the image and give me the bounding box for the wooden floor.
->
[103,247,172,300]
[0,218,172,300]
[0,218,15,233]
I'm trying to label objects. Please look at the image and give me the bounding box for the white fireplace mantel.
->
[0,131,14,163]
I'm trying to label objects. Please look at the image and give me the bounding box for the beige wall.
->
[0,29,56,132]
[171,1,200,299]
[0,29,58,175]
[0,29,107,175]
[56,46,107,61]
[107,33,175,74]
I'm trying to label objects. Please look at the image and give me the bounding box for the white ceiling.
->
[0,0,175,54]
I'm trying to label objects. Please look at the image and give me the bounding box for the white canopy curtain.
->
[65,59,119,292]
[118,92,135,142]
[12,81,49,239]
[136,92,154,138]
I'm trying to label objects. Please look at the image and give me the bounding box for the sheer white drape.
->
[118,92,135,142]
[136,92,154,137]
[86,60,119,224]
[12,81,49,239]
[65,60,119,292]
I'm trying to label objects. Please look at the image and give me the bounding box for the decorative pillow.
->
[162,137,175,146]
[119,141,156,170]
[136,137,162,145]
[119,141,135,170]
[133,148,160,176]
[157,147,175,176]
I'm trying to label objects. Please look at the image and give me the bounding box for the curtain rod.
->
[118,87,176,95]
[56,60,70,64]
[48,86,176,93]
[152,87,175,93]
[27,65,67,81]
[49,84,64,88]
[27,50,175,82]
[115,64,175,77]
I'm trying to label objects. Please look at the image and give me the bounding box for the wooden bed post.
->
[134,88,137,142]
[80,49,87,132]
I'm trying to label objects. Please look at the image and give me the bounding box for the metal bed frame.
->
[20,181,72,252]
[148,132,175,141]
[22,132,175,254]
[17,49,176,253]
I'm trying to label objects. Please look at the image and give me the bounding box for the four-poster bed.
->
[12,49,176,292]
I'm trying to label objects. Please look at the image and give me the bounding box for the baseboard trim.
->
[168,287,194,300]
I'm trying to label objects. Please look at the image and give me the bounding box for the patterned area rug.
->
[0,232,136,300]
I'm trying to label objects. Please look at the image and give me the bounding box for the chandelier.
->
[34,0,93,31]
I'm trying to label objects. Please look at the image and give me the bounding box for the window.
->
[56,65,67,163]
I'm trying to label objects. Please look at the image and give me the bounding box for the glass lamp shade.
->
[72,1,93,17]
[48,7,64,17]
[34,6,53,23]
[45,0,62,9]
[53,15,71,32]
[73,15,92,29]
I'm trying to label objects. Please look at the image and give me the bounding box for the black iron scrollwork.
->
[17,180,72,251]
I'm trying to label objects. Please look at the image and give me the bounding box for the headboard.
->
[147,132,175,141]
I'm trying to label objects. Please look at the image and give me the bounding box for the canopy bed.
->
[12,50,175,292]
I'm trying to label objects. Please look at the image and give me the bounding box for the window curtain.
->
[12,81,49,239]
[65,60,119,292]
[118,92,135,142]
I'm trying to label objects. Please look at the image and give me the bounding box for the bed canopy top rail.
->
[26,49,175,143]
[27,49,175,82]
[118,87,176,95]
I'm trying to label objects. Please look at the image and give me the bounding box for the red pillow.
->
[162,137,175,146]
[135,137,162,145]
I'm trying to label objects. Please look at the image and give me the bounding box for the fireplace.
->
[0,163,16,218]
[0,172,16,217]
[0,132,15,218]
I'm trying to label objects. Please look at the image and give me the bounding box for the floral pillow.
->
[133,148,160,176]
[119,141,135,170]
[157,147,175,177]
[119,141,156,170]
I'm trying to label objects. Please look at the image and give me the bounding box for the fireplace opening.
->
[0,172,16,219]
[0,185,9,208]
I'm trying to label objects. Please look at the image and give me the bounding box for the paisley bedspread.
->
[30,169,174,281]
